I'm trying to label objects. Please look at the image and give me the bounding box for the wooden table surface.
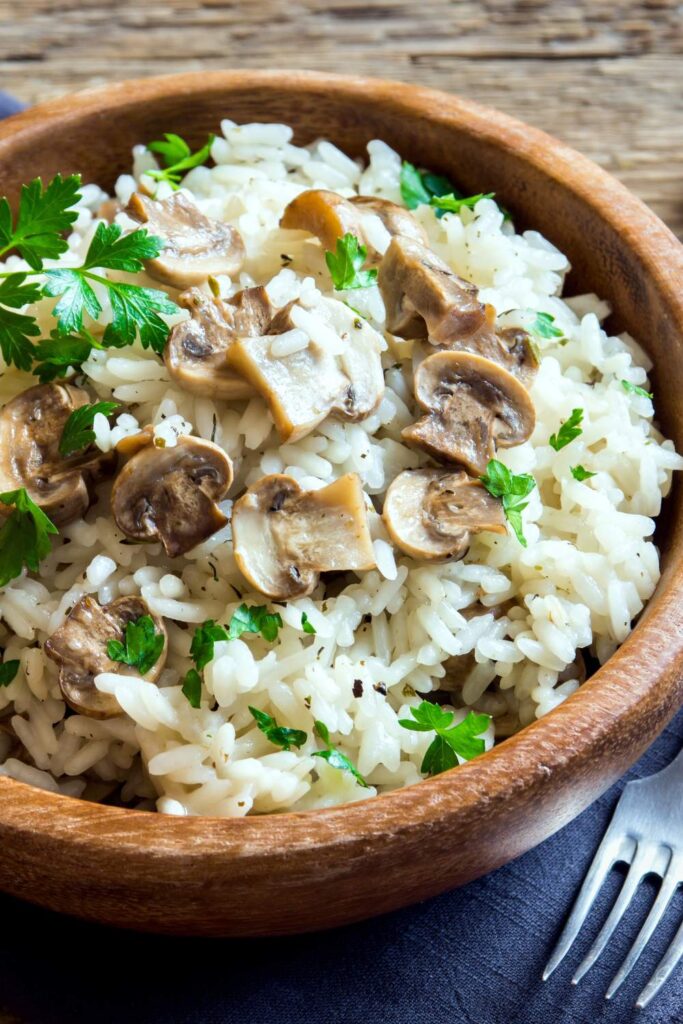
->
[0,0,680,236]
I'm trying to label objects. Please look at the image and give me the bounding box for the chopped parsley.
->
[529,311,564,340]
[249,706,307,751]
[58,400,119,457]
[227,603,283,643]
[106,614,165,675]
[399,702,490,776]
[181,668,202,709]
[147,132,215,189]
[399,161,454,210]
[549,408,583,451]
[0,173,82,270]
[32,328,102,383]
[189,619,229,671]
[301,611,316,635]
[430,191,495,214]
[621,379,652,400]
[480,459,536,547]
[325,233,377,291]
[571,465,596,482]
[312,720,369,787]
[0,660,19,687]
[0,488,58,587]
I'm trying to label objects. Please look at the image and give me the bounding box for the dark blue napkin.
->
[0,91,681,1024]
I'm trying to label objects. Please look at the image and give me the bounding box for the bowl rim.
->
[1,69,683,858]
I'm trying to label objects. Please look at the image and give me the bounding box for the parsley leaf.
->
[147,132,215,189]
[400,161,454,210]
[571,465,596,482]
[529,311,564,340]
[58,400,119,457]
[621,379,652,400]
[190,619,229,671]
[312,720,369,787]
[249,706,307,751]
[0,660,19,687]
[82,221,163,272]
[181,668,202,708]
[301,611,316,635]
[399,701,490,776]
[227,604,283,643]
[0,174,82,270]
[480,459,536,547]
[106,614,165,675]
[32,328,100,382]
[430,191,495,214]
[325,233,378,291]
[0,488,58,587]
[549,408,583,451]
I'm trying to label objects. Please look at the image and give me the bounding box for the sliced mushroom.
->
[383,468,507,561]
[111,435,233,557]
[378,235,486,342]
[437,305,538,386]
[0,383,116,527]
[164,285,272,400]
[125,192,245,288]
[44,596,167,719]
[232,472,375,600]
[226,295,384,441]
[402,351,535,475]
[350,196,429,247]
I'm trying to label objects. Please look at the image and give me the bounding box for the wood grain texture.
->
[0,1,681,236]
[0,71,682,937]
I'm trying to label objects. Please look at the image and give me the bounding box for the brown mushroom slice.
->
[280,190,365,252]
[226,296,384,441]
[232,472,375,600]
[350,196,429,247]
[164,285,272,400]
[45,596,167,719]
[125,192,245,288]
[0,382,116,527]
[383,468,507,561]
[402,351,535,475]
[111,435,233,557]
[444,305,538,386]
[378,235,486,342]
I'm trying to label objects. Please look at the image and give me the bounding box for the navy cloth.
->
[0,91,681,1024]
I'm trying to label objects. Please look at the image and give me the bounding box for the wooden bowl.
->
[0,71,682,937]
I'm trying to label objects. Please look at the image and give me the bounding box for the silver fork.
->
[543,743,683,1009]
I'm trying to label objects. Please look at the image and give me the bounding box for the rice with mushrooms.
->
[0,120,680,816]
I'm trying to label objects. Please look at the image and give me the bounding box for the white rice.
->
[0,120,680,817]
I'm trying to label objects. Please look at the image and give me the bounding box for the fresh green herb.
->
[0,660,19,687]
[0,274,42,371]
[571,465,596,482]
[399,702,490,776]
[32,328,101,382]
[58,400,119,457]
[399,161,454,210]
[549,408,583,451]
[325,233,377,291]
[529,311,564,340]
[0,488,58,587]
[189,619,229,672]
[147,132,215,189]
[301,611,316,635]
[480,459,536,547]
[249,706,307,751]
[227,603,283,643]
[312,720,369,787]
[621,379,652,400]
[430,191,495,214]
[181,668,202,709]
[0,174,82,270]
[106,614,165,675]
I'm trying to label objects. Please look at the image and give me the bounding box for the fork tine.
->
[543,831,630,981]
[636,911,683,1009]
[572,842,655,985]
[605,854,679,1000]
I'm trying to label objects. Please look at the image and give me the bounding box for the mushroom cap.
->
[125,192,245,289]
[44,595,167,719]
[350,195,429,248]
[437,305,538,385]
[226,295,384,442]
[402,350,536,474]
[232,472,375,600]
[279,189,365,252]
[111,435,233,557]
[165,285,272,400]
[383,468,507,561]
[0,382,117,527]
[378,235,486,342]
